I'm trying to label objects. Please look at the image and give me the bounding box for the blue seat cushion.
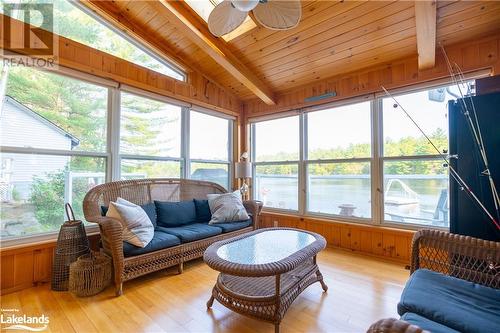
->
[156,223,222,243]
[101,202,157,227]
[193,199,212,222]
[210,219,252,233]
[401,313,459,333]
[398,269,500,333]
[123,231,180,257]
[155,200,197,227]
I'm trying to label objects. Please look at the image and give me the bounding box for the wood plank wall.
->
[243,34,500,118]
[260,213,415,265]
[1,235,100,295]
[0,14,242,116]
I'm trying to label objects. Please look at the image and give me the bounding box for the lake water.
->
[255,174,449,226]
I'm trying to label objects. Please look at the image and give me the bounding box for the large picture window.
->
[189,111,232,189]
[306,102,372,218]
[252,116,300,210]
[380,83,471,228]
[1,66,108,239]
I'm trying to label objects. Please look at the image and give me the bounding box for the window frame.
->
[250,71,490,231]
[1,65,234,246]
[187,108,234,190]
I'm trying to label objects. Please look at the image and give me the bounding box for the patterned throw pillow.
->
[207,191,249,224]
[106,197,154,248]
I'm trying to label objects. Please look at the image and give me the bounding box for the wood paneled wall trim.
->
[1,235,100,295]
[0,14,242,116]
[243,33,500,118]
[260,212,415,265]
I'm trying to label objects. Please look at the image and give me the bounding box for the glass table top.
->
[216,230,316,265]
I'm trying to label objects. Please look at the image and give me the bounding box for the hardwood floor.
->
[0,249,409,333]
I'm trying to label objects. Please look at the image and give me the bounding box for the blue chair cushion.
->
[155,200,197,227]
[401,313,459,333]
[101,202,157,227]
[123,231,180,257]
[210,219,252,233]
[193,199,211,222]
[398,269,500,333]
[156,223,222,243]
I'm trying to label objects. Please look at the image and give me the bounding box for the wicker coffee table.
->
[203,228,328,333]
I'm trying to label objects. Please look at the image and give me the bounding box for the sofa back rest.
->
[83,178,227,222]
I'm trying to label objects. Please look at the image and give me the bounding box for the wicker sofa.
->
[368,229,499,333]
[83,178,262,296]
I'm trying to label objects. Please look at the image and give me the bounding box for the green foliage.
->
[257,129,448,176]
[30,170,65,227]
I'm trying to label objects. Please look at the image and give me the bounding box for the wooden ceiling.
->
[82,0,500,103]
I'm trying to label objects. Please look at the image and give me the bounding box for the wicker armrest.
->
[411,229,500,288]
[367,318,428,333]
[243,200,263,229]
[94,216,125,293]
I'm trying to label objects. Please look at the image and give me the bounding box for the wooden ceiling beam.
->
[415,0,437,70]
[156,0,276,105]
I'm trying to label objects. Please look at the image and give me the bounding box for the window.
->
[306,102,372,218]
[380,83,471,228]
[119,91,183,179]
[189,111,232,189]
[1,0,185,80]
[1,66,108,239]
[252,116,300,210]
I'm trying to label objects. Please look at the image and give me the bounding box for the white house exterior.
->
[0,96,79,201]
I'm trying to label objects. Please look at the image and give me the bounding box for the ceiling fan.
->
[208,0,302,37]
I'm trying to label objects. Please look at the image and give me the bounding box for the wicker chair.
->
[367,229,499,333]
[83,178,262,296]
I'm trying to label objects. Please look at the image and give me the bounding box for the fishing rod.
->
[381,86,500,231]
[440,45,500,223]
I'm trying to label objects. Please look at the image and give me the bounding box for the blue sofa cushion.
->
[101,202,157,227]
[156,223,222,243]
[155,200,197,227]
[123,231,180,257]
[210,219,252,233]
[398,269,500,333]
[193,199,211,223]
[401,313,459,333]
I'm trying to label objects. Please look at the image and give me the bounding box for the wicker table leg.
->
[275,323,280,333]
[317,269,328,292]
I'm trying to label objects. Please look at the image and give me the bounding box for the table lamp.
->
[235,153,252,200]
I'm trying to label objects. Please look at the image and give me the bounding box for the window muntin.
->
[0,154,105,239]
[307,102,371,159]
[307,162,371,218]
[190,111,230,161]
[254,164,298,211]
[0,0,185,80]
[120,92,181,158]
[3,66,107,152]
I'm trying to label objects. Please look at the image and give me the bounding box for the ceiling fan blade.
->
[208,0,248,37]
[252,0,302,31]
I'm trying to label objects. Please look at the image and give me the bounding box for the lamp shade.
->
[235,161,252,178]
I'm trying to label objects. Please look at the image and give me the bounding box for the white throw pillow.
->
[106,197,154,248]
[207,191,249,224]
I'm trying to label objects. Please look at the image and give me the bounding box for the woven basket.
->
[51,204,90,291]
[69,251,112,297]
